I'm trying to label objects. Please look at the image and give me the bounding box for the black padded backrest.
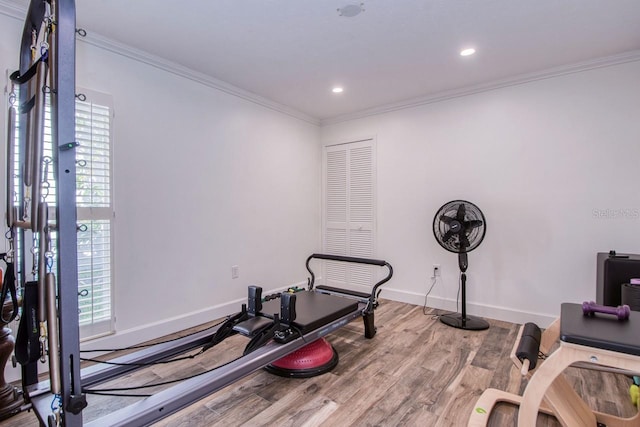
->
[597,252,640,306]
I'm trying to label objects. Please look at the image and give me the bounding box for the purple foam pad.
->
[630,278,640,286]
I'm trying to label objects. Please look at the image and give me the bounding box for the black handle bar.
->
[305,253,393,311]
[306,253,388,266]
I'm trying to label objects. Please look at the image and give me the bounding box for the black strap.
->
[243,318,280,355]
[9,52,48,85]
[201,309,248,352]
[0,261,19,323]
[15,281,41,365]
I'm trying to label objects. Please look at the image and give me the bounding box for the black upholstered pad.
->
[233,316,273,337]
[560,303,640,356]
[261,291,359,334]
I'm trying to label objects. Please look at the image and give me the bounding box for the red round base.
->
[265,338,338,378]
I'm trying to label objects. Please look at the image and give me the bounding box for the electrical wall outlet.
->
[432,264,441,277]
[231,265,239,279]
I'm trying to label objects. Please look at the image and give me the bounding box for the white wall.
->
[2,5,640,373]
[0,12,321,356]
[321,61,640,326]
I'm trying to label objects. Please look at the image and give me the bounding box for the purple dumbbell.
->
[582,301,631,320]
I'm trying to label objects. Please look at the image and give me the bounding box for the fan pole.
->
[439,253,490,330]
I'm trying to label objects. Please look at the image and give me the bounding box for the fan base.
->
[440,313,489,330]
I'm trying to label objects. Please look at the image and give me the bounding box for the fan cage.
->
[433,200,486,253]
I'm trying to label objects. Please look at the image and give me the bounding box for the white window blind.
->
[323,139,376,292]
[74,95,114,338]
[10,86,115,339]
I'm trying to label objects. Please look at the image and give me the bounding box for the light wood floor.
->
[3,300,637,426]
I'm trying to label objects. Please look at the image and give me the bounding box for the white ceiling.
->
[7,0,640,121]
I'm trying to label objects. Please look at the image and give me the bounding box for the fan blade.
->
[459,233,470,249]
[442,229,455,243]
[465,219,483,229]
[456,203,466,221]
[439,215,455,224]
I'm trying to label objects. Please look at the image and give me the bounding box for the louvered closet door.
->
[323,139,375,293]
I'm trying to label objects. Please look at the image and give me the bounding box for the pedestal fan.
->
[433,200,489,330]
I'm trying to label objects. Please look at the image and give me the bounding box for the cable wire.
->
[82,311,261,393]
[80,349,205,367]
[82,354,243,393]
[457,271,461,313]
[81,312,248,368]
[422,275,438,315]
[424,270,462,320]
[80,318,227,353]
[83,390,152,398]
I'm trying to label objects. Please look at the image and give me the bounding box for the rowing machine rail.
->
[76,302,365,427]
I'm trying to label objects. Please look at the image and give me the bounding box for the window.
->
[73,93,115,339]
[10,86,115,339]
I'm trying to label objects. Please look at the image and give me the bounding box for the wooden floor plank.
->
[317,371,399,427]
[2,299,638,426]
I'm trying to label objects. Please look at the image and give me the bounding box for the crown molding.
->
[321,49,640,126]
[4,0,639,128]
[0,0,320,126]
[0,0,24,20]
[79,33,320,125]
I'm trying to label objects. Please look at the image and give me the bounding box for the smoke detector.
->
[338,3,365,17]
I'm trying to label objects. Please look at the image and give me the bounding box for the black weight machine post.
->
[305,253,394,338]
[53,0,86,421]
[439,252,489,330]
[14,1,85,425]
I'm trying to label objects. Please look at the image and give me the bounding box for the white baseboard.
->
[380,286,557,328]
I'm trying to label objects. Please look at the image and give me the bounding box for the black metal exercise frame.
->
[16,1,83,426]
[91,306,363,426]
[306,253,394,311]
[306,253,393,338]
[26,302,365,426]
[24,252,391,426]
[71,254,391,426]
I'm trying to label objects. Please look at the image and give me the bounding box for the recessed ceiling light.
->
[337,3,365,17]
[460,48,476,57]
[332,87,344,93]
